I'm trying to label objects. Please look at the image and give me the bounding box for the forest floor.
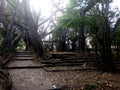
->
[7,60,120,90]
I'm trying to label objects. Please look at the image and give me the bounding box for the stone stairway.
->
[40,52,98,71]
[41,52,120,72]
[6,51,42,69]
[4,51,120,71]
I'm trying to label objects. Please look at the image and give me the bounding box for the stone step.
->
[7,61,41,67]
[49,52,78,59]
[15,51,33,55]
[16,51,32,53]
[41,60,120,64]
[42,63,85,66]
[14,54,34,57]
[4,66,44,69]
[13,56,35,60]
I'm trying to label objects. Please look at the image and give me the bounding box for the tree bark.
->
[78,12,85,52]
[101,32,115,72]
[100,18,115,72]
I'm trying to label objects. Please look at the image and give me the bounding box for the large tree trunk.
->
[78,12,85,52]
[28,29,45,56]
[77,0,99,52]
[58,38,66,52]
[95,17,115,72]
[101,32,115,72]
[58,28,67,51]
[78,26,85,52]
[100,18,115,72]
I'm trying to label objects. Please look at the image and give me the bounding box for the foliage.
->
[16,38,26,50]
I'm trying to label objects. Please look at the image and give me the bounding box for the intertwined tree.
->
[0,0,59,56]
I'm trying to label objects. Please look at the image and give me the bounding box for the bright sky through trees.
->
[29,0,68,17]
[111,0,120,9]
[29,0,120,40]
[30,0,52,17]
[29,0,120,18]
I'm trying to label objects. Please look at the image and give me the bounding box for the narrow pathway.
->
[7,51,50,90]
[8,69,50,90]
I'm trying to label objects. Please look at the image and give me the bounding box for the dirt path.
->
[8,60,50,90]
[8,60,120,90]
[9,69,48,90]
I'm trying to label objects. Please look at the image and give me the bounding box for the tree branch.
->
[38,10,58,27]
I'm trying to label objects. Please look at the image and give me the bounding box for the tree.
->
[84,0,115,72]
[53,0,117,72]
[0,0,45,56]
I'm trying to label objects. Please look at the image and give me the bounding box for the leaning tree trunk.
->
[28,29,45,56]
[1,28,15,52]
[78,0,97,52]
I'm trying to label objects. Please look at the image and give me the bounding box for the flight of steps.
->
[2,51,120,71]
[40,52,98,71]
[6,51,42,69]
[41,52,120,72]
[13,51,35,61]
[41,52,97,66]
